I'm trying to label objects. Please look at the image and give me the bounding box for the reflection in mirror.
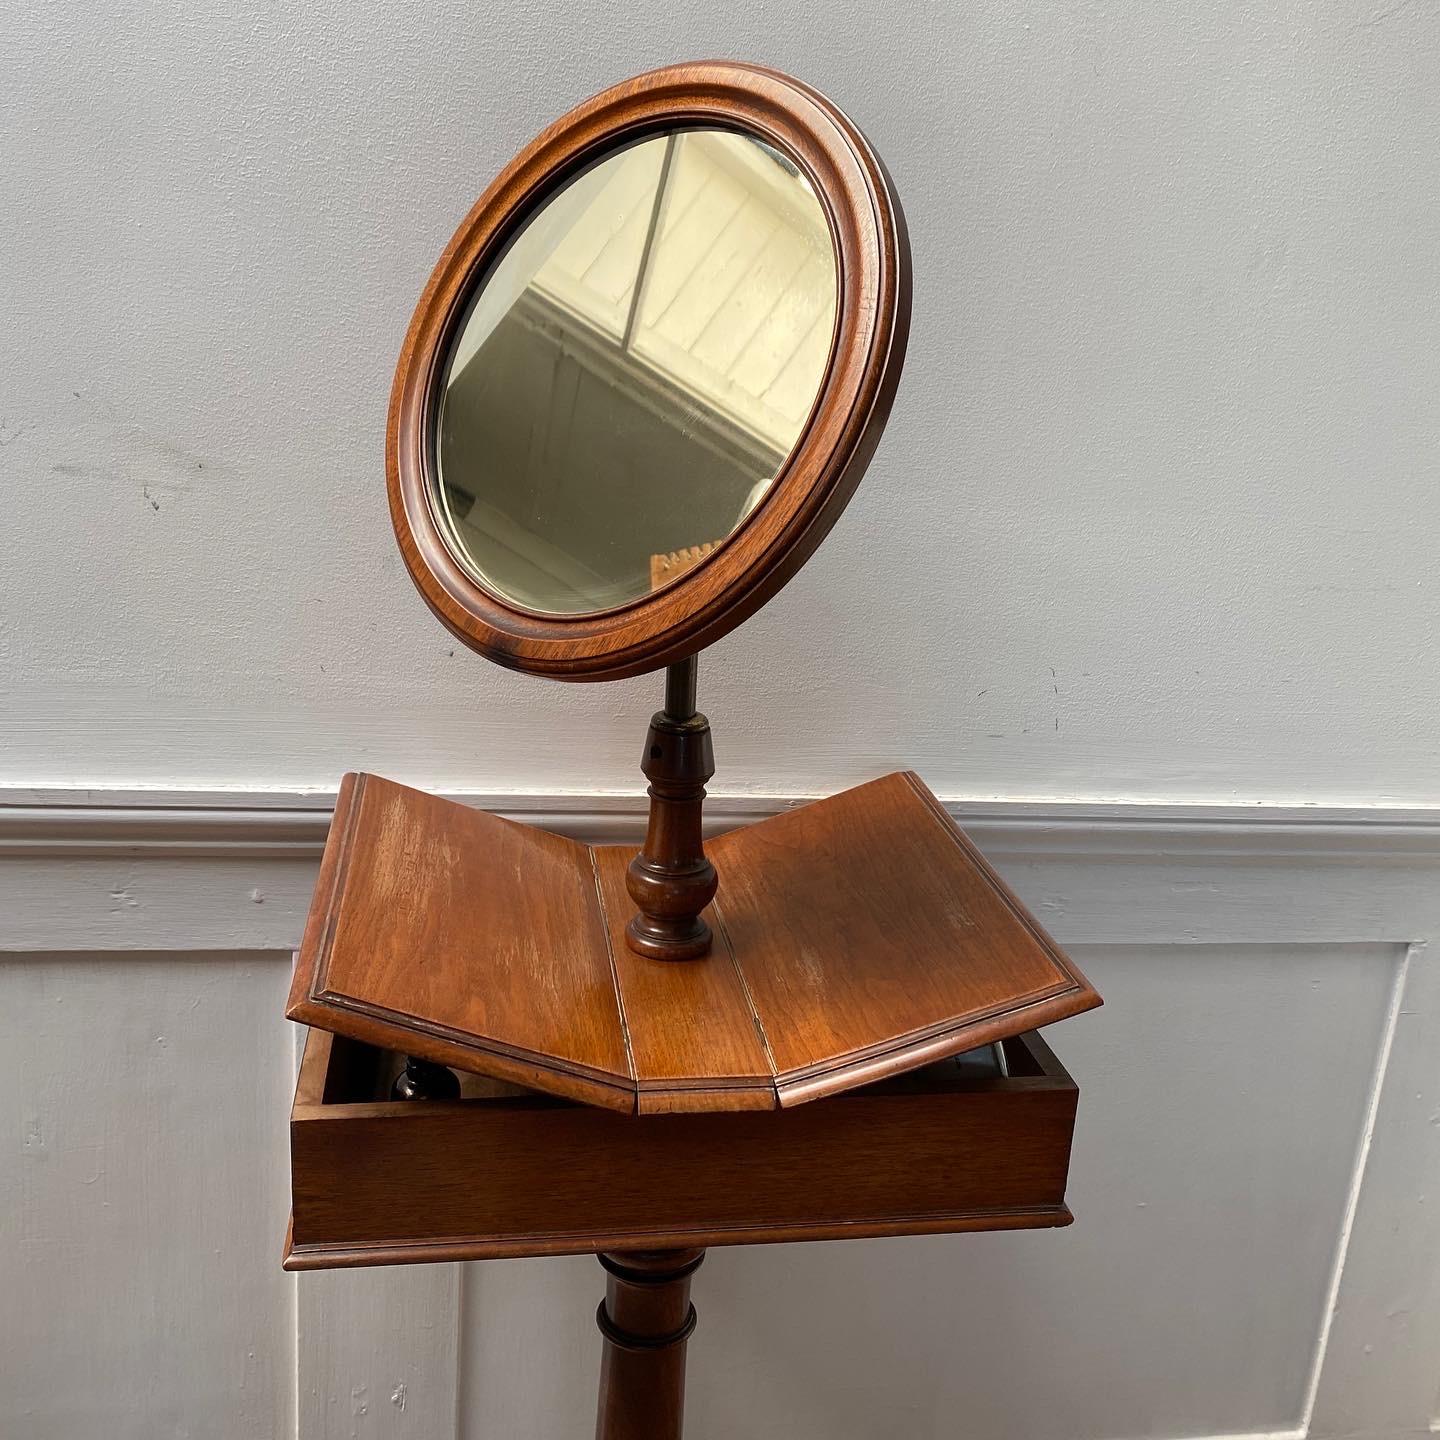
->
[435,128,838,616]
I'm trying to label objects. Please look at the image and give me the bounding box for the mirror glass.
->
[434,128,838,615]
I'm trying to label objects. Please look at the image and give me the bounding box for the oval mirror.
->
[389,62,909,679]
[434,129,838,617]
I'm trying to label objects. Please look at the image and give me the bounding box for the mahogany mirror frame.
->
[387,60,911,681]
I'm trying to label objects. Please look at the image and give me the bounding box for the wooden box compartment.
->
[285,1028,1082,1270]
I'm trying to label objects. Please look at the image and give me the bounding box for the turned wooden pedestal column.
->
[594,1249,705,1440]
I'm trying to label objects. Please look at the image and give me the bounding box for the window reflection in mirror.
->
[435,128,838,616]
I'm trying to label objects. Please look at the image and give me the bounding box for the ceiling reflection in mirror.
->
[434,128,838,616]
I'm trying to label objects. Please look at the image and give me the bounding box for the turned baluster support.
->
[625,655,718,961]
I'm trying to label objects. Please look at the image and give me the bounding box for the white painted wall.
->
[2,2,1437,803]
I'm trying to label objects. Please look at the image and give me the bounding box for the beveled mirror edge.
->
[387,60,911,681]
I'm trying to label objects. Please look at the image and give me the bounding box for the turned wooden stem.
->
[594,1249,704,1440]
[625,656,718,961]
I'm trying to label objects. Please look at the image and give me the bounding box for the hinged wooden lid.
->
[287,771,1099,1113]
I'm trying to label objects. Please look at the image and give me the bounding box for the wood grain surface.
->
[595,845,774,1113]
[287,772,1100,1113]
[287,773,634,1109]
[286,1029,1080,1268]
[710,771,1099,1104]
